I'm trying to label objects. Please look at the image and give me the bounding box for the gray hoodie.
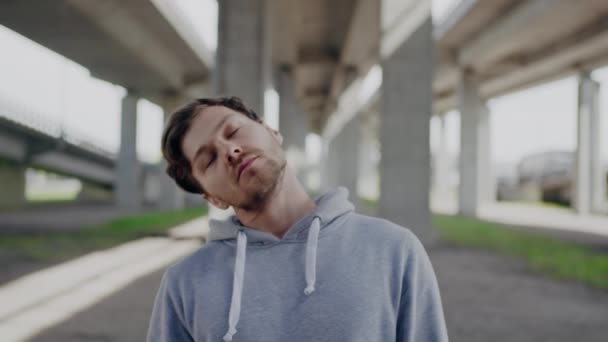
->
[147,187,448,341]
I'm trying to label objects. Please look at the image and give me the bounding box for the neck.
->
[234,166,316,239]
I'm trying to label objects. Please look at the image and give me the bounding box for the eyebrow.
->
[192,114,233,164]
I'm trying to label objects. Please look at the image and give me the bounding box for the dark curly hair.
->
[161,96,262,194]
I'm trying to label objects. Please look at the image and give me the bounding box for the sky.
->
[0,0,606,168]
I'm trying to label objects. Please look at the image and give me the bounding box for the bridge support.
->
[0,159,26,209]
[575,72,604,214]
[277,69,308,184]
[327,116,361,204]
[76,182,113,202]
[158,96,187,211]
[432,112,452,201]
[115,93,141,210]
[378,18,434,243]
[457,70,493,217]
[215,0,266,114]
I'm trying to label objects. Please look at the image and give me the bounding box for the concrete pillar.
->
[378,18,434,243]
[278,69,307,150]
[335,116,361,203]
[321,116,361,202]
[115,93,141,210]
[357,119,380,215]
[433,113,450,198]
[358,112,380,202]
[215,0,265,114]
[321,137,339,191]
[76,182,113,202]
[457,70,492,216]
[159,96,186,211]
[277,68,308,182]
[0,159,25,209]
[575,72,603,214]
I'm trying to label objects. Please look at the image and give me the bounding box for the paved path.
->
[0,219,206,341]
[28,268,165,342]
[25,236,608,342]
[433,242,608,341]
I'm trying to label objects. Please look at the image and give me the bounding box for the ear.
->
[202,192,230,210]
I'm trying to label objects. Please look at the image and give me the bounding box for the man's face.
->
[181,105,286,210]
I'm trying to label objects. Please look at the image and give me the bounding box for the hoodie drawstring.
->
[223,217,322,340]
[304,217,321,295]
[223,230,247,342]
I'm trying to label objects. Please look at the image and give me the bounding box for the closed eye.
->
[203,154,215,169]
[228,128,240,138]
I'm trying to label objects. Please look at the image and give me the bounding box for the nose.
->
[224,143,242,165]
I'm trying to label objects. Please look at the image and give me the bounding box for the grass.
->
[433,214,608,290]
[26,191,79,202]
[0,206,207,262]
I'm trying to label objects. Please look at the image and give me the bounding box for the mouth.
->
[237,156,257,181]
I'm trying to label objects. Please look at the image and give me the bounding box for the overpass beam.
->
[378,17,434,243]
[457,70,493,216]
[575,72,603,214]
[215,0,266,113]
[115,93,141,210]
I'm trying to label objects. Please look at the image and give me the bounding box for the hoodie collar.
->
[208,186,354,244]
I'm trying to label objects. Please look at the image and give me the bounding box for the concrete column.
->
[159,96,186,211]
[379,18,434,243]
[357,120,380,215]
[321,137,339,191]
[277,68,308,182]
[115,93,141,210]
[358,112,380,203]
[0,159,25,209]
[278,69,307,150]
[575,72,603,214]
[321,116,361,201]
[215,0,265,114]
[433,113,450,198]
[335,116,361,203]
[76,182,112,202]
[457,70,492,216]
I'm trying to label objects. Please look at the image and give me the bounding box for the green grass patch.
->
[0,206,207,262]
[27,191,79,202]
[433,214,608,290]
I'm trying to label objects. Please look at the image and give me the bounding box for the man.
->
[147,96,448,341]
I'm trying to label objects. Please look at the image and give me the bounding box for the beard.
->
[234,152,287,211]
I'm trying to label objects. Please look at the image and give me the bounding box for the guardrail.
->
[0,92,116,159]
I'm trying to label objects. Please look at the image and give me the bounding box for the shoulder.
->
[341,212,421,251]
[163,241,228,289]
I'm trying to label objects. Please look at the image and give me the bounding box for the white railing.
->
[0,92,116,159]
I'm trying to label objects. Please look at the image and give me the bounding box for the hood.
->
[208,186,354,244]
[207,187,354,341]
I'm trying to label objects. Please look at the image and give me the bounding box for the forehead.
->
[181,105,240,161]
